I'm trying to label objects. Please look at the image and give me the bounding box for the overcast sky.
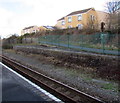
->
[0,0,110,38]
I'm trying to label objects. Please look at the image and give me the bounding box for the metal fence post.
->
[38,37,39,44]
[57,35,60,46]
[67,33,70,48]
[81,34,83,48]
[51,35,53,45]
[45,35,46,44]
[101,33,105,54]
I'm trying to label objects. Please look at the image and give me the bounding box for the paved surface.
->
[1,63,55,102]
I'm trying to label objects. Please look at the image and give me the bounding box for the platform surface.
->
[1,63,52,102]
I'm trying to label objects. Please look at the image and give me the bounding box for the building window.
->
[78,24,83,29]
[68,17,72,23]
[90,15,95,21]
[62,20,65,25]
[25,30,28,34]
[32,30,36,33]
[78,14,82,21]
[27,30,30,33]
[68,25,72,28]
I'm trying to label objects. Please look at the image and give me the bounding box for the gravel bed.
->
[2,50,119,103]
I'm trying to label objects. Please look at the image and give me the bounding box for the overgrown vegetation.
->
[105,0,120,34]
[2,44,13,49]
[2,34,17,49]
[39,33,119,51]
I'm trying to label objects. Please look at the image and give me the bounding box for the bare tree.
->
[105,0,120,33]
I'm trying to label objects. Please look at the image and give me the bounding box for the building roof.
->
[96,10,109,14]
[43,26,55,30]
[66,8,94,16]
[57,17,64,21]
[57,8,94,21]
[23,26,35,30]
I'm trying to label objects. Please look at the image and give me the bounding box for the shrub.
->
[2,44,13,49]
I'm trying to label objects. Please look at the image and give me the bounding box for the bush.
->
[2,44,13,49]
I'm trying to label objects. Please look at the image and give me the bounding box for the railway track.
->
[1,55,104,103]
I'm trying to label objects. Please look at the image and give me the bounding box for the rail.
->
[1,55,104,103]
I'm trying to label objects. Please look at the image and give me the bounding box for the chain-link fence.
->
[38,33,119,55]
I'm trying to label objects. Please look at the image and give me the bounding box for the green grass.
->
[39,39,119,51]
[102,83,118,92]
[39,33,119,51]
[4,49,119,92]
[14,43,38,46]
[59,67,119,91]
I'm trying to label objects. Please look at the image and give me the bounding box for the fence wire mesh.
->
[38,33,119,55]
